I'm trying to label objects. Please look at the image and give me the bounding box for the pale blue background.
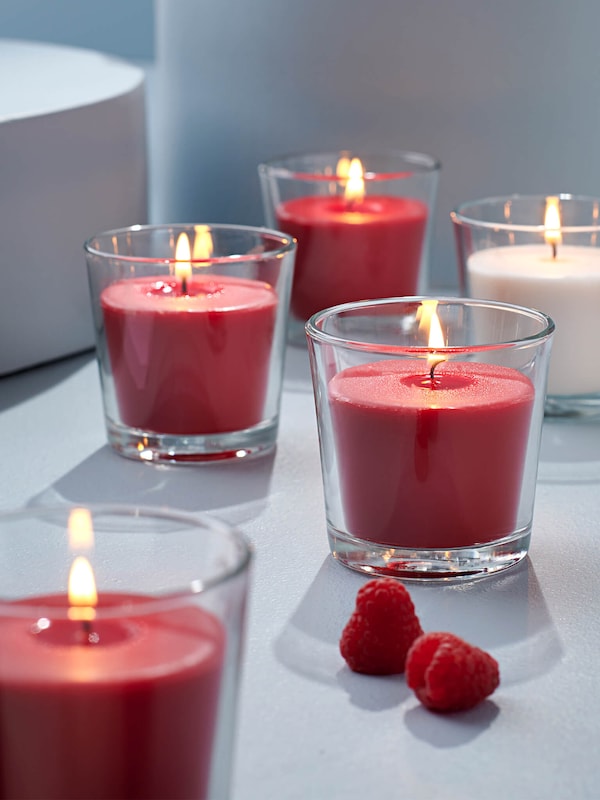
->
[4,0,600,287]
[0,0,154,58]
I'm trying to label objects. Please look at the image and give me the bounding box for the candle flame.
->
[417,299,446,375]
[175,233,192,284]
[338,156,365,204]
[193,225,213,261]
[68,507,94,551]
[336,156,351,180]
[68,556,98,622]
[544,196,562,251]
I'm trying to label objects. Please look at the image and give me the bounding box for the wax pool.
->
[0,593,225,800]
[276,195,427,321]
[329,360,534,549]
[101,274,278,435]
[468,244,600,396]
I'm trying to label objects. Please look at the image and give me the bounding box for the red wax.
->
[101,275,278,434]
[329,360,534,549]
[276,195,427,320]
[0,593,225,800]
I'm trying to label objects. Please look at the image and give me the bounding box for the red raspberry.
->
[340,578,423,674]
[406,632,500,712]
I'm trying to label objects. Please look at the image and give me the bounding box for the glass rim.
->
[451,193,600,234]
[305,295,555,354]
[258,148,441,181]
[83,222,296,266]
[0,504,252,619]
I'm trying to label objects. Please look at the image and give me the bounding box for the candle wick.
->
[551,242,558,260]
[428,356,446,385]
[181,275,188,296]
[81,619,96,645]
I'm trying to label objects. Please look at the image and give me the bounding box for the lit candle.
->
[0,509,225,800]
[328,302,535,549]
[274,155,429,322]
[465,196,600,396]
[100,229,278,435]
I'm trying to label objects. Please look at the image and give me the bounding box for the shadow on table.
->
[408,559,562,687]
[335,667,411,711]
[29,444,276,524]
[274,556,561,702]
[0,351,93,412]
[273,557,363,685]
[403,700,500,748]
[538,419,600,483]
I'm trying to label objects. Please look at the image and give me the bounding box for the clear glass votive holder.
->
[259,150,440,345]
[306,297,554,581]
[0,504,251,800]
[85,224,296,462]
[452,194,600,418]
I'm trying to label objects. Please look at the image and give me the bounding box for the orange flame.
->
[175,233,192,285]
[68,556,97,622]
[544,196,562,252]
[417,300,446,376]
[337,156,365,204]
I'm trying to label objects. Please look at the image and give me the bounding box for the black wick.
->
[80,618,98,645]
[429,356,444,383]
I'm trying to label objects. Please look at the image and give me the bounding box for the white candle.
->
[468,244,600,396]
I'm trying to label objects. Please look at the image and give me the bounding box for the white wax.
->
[468,245,600,396]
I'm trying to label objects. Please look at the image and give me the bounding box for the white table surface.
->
[1,346,600,800]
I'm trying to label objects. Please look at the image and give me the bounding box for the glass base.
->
[106,418,278,464]
[545,393,600,419]
[327,524,531,582]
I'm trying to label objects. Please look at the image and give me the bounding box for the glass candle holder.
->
[0,504,251,800]
[306,297,554,581]
[85,224,296,462]
[259,150,440,345]
[452,194,600,418]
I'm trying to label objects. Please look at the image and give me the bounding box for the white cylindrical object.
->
[468,245,600,396]
[0,40,147,375]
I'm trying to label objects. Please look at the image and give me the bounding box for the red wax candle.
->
[329,360,534,549]
[0,593,224,800]
[276,195,427,320]
[101,275,278,435]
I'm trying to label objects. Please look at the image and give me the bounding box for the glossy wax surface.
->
[329,359,534,548]
[276,195,427,320]
[101,274,278,435]
[0,593,225,800]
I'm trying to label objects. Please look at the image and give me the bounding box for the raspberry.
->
[340,578,423,674]
[406,632,500,712]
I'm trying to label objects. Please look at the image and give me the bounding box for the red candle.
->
[101,274,277,435]
[329,360,534,549]
[0,593,225,800]
[276,195,427,320]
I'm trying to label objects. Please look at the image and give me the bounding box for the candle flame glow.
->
[338,156,365,204]
[544,196,562,250]
[68,556,98,622]
[193,225,213,261]
[68,507,94,551]
[175,233,192,284]
[417,299,446,376]
[336,156,351,180]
